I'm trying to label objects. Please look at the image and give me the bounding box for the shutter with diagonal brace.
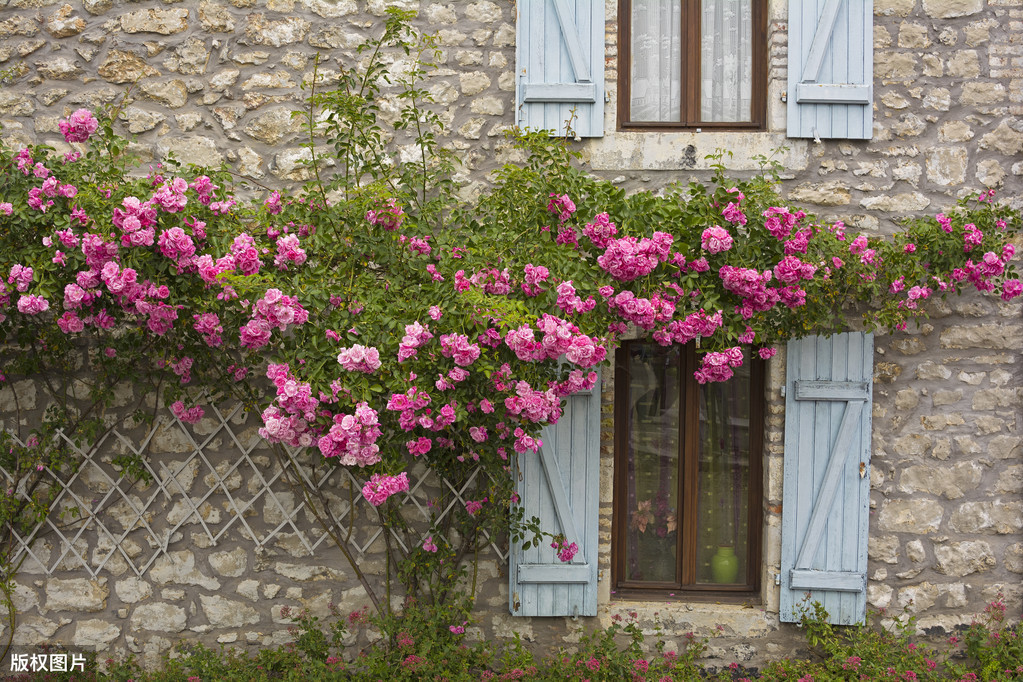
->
[780,332,873,625]
[510,382,600,617]
[515,0,605,138]
[787,0,873,140]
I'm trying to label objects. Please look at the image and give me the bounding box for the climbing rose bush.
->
[1,110,1021,495]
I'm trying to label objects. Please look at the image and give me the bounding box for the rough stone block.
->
[244,14,310,47]
[926,147,968,186]
[788,181,852,206]
[898,462,981,499]
[950,500,1023,534]
[896,581,940,612]
[923,0,984,18]
[46,4,86,38]
[877,498,943,533]
[209,547,248,577]
[120,8,189,35]
[73,619,120,649]
[979,121,1023,155]
[114,578,152,604]
[45,578,108,612]
[200,594,260,627]
[934,540,995,576]
[130,603,186,633]
[960,83,1007,105]
[157,136,225,168]
[868,535,900,564]
[150,551,221,590]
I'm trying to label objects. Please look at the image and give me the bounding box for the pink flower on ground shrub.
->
[546,193,575,223]
[702,225,734,254]
[337,344,382,373]
[366,199,404,231]
[722,201,746,225]
[264,190,283,214]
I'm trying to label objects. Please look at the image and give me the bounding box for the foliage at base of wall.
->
[1,599,1018,681]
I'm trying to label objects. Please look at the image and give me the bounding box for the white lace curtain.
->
[629,0,753,123]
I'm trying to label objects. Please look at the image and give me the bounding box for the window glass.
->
[695,353,751,585]
[623,344,681,583]
[622,0,764,128]
[700,0,753,122]
[616,341,760,593]
[629,0,682,123]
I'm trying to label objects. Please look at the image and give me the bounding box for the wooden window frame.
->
[617,0,769,131]
[611,341,765,601]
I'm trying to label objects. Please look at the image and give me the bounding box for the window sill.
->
[611,588,760,606]
[581,129,809,173]
[602,599,778,639]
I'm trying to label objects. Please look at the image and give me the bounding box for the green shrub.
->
[13,598,1023,680]
[757,600,944,681]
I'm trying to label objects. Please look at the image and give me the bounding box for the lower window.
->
[613,341,764,596]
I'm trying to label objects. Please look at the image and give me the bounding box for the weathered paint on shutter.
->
[516,0,605,138]
[787,0,873,140]
[779,332,873,625]
[510,382,600,617]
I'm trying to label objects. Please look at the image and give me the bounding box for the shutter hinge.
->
[780,385,786,398]
[781,91,788,103]
[773,571,781,586]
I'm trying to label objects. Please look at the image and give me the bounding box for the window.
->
[613,341,763,597]
[619,0,767,129]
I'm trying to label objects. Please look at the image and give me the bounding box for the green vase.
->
[710,545,739,584]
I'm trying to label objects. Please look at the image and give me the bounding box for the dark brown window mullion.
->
[750,0,768,128]
[611,347,630,588]
[616,1,633,131]
[679,344,700,585]
[681,0,701,126]
[673,345,686,587]
[745,353,766,592]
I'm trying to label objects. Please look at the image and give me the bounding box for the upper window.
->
[613,342,763,597]
[619,0,767,129]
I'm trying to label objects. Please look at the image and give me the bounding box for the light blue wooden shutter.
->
[779,332,873,625]
[787,0,873,140]
[510,382,600,617]
[515,0,605,138]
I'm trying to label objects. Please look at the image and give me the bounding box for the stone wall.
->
[0,0,520,193]
[0,0,1021,671]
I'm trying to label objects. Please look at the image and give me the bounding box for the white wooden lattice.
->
[1,400,506,578]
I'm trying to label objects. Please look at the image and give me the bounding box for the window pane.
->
[623,344,681,583]
[630,0,682,122]
[695,350,752,584]
[700,0,753,122]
